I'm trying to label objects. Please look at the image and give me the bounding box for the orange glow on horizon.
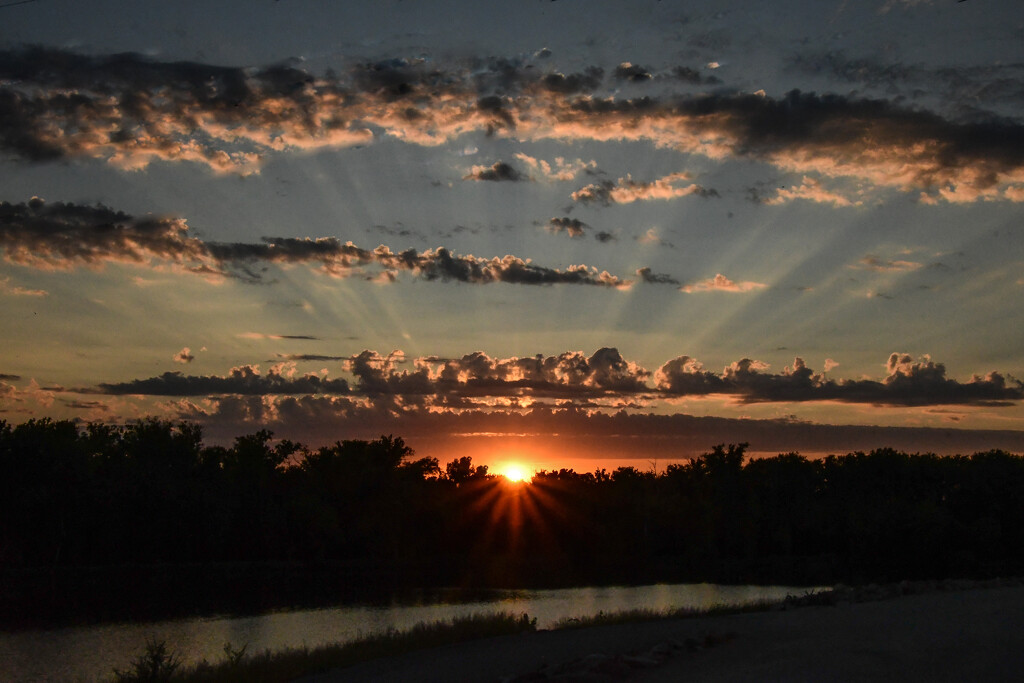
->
[496,461,532,483]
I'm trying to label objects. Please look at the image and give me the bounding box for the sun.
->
[498,462,531,483]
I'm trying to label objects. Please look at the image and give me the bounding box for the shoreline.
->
[0,559,837,631]
[304,577,1024,683]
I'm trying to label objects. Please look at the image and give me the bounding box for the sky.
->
[2,0,1023,473]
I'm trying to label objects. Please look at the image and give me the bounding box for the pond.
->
[0,582,814,682]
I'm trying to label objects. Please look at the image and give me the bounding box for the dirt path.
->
[301,584,1024,682]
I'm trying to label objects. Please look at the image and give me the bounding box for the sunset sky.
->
[2,0,1023,472]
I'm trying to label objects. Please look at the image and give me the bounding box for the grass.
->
[549,598,784,630]
[109,611,537,683]
[111,595,816,682]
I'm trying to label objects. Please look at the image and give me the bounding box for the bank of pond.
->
[0,582,814,683]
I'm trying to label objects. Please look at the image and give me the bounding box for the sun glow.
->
[498,462,531,483]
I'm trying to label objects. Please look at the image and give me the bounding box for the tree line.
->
[2,417,1023,625]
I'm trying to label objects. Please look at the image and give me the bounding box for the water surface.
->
[1,582,812,682]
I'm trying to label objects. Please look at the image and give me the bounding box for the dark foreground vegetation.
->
[112,612,538,683]
[2,417,1024,627]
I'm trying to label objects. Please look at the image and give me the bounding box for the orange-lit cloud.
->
[546,217,588,238]
[853,254,924,272]
[761,176,861,206]
[514,153,596,181]
[75,348,1024,409]
[0,275,46,296]
[3,48,1021,203]
[572,173,718,206]
[679,273,767,293]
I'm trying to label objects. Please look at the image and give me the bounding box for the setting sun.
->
[498,462,531,483]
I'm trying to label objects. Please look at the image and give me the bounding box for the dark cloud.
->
[173,348,195,364]
[546,216,588,238]
[93,364,351,396]
[59,399,109,411]
[614,62,652,82]
[636,267,681,285]
[571,180,615,206]
[669,89,1024,197]
[240,333,321,341]
[275,354,348,362]
[655,353,1024,406]
[348,56,448,102]
[83,349,1021,408]
[594,231,617,243]
[176,395,1024,460]
[0,199,630,288]
[403,247,629,288]
[541,67,604,93]
[98,348,653,401]
[475,95,516,133]
[372,223,428,241]
[669,66,719,85]
[0,198,205,270]
[0,373,21,381]
[788,51,1024,120]
[464,161,524,181]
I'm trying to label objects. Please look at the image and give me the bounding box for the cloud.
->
[93,363,351,396]
[0,197,206,271]
[655,353,1024,406]
[570,180,614,206]
[0,373,21,381]
[539,67,604,93]
[680,273,767,293]
[853,255,923,272]
[669,66,717,85]
[464,161,524,181]
[173,347,195,364]
[760,176,860,206]
[3,47,1022,202]
[546,217,588,238]
[0,199,632,288]
[394,247,631,288]
[0,275,46,296]
[514,153,596,180]
[75,348,1022,409]
[399,348,651,397]
[613,62,652,82]
[170,393,1024,460]
[239,332,320,340]
[552,89,1024,204]
[275,354,349,362]
[636,267,680,285]
[572,173,717,206]
[637,228,673,248]
[93,349,654,402]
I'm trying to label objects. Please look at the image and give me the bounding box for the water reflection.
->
[0,583,813,682]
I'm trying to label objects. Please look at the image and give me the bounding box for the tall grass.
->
[111,597,810,682]
[110,611,537,683]
[549,599,782,630]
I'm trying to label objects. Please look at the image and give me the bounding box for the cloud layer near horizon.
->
[81,349,1023,408]
[2,47,1022,202]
